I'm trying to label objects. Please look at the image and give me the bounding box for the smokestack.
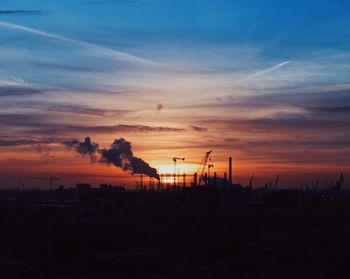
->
[160,174,163,191]
[183,173,186,188]
[141,174,143,191]
[193,173,197,187]
[224,172,227,188]
[157,179,161,192]
[214,172,217,187]
[229,157,232,185]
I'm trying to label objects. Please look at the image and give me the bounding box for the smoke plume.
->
[100,138,159,180]
[63,137,159,180]
[63,137,99,162]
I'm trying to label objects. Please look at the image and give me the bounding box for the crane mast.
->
[29,176,60,191]
[173,157,185,187]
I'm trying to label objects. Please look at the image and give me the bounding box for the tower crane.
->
[29,176,60,191]
[198,150,213,186]
[173,157,185,186]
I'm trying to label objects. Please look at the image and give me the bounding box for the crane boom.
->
[198,150,213,186]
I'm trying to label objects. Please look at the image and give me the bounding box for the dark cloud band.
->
[0,10,46,16]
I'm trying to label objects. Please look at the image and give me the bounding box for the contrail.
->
[216,60,291,103]
[240,61,291,83]
[0,20,162,66]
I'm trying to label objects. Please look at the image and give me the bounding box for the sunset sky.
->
[1,0,350,188]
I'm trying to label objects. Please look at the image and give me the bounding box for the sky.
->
[0,0,350,189]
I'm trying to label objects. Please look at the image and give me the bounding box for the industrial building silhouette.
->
[0,156,347,279]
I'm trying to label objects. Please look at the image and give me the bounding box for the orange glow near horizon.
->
[157,163,199,175]
[1,135,349,189]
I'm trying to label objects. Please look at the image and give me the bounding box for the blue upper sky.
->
[1,0,350,55]
[0,0,349,89]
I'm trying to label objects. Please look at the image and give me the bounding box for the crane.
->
[207,158,214,184]
[173,157,185,186]
[29,176,60,191]
[198,150,213,186]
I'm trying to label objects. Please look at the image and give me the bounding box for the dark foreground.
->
[1,186,350,279]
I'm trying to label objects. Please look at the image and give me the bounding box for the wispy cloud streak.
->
[0,10,45,16]
[241,61,291,82]
[0,21,161,66]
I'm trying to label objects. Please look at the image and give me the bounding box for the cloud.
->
[0,113,52,126]
[29,61,103,73]
[189,126,208,132]
[0,85,44,96]
[0,20,162,66]
[27,123,185,134]
[204,116,349,133]
[307,106,350,114]
[156,103,163,114]
[244,87,350,109]
[0,10,46,16]
[225,138,350,150]
[0,79,45,97]
[0,113,186,134]
[0,137,61,147]
[50,124,186,134]
[197,85,350,124]
[48,105,130,117]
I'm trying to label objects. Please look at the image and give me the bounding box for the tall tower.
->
[229,157,233,185]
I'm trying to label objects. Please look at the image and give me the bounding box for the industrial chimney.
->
[229,157,233,185]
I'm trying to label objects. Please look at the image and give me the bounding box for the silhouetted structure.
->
[229,157,233,185]
[0,172,347,279]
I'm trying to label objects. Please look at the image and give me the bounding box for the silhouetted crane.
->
[173,157,185,186]
[29,176,60,191]
[208,158,214,183]
[198,150,213,186]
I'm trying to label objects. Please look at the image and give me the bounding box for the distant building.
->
[75,183,91,190]
[99,183,126,191]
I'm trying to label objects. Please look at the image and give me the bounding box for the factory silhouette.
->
[0,143,348,279]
